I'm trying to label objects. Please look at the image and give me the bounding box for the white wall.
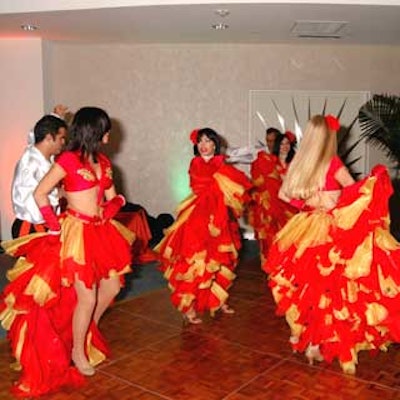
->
[0,38,44,240]
[44,42,400,219]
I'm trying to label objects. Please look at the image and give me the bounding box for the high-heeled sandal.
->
[220,304,235,314]
[341,361,356,375]
[289,335,299,353]
[305,344,324,365]
[182,311,202,325]
[289,335,299,344]
[72,349,96,376]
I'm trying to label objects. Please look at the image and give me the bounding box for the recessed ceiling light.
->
[21,24,38,31]
[215,9,230,18]
[212,23,229,30]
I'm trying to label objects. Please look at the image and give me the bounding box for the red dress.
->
[264,157,400,374]
[156,155,251,315]
[249,151,296,263]
[0,151,134,397]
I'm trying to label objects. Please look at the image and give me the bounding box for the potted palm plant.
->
[359,93,400,239]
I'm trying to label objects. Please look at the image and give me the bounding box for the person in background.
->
[156,128,251,324]
[0,107,134,397]
[265,127,281,154]
[264,114,400,375]
[249,130,297,263]
[11,105,68,238]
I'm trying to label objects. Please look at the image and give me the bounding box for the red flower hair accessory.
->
[190,129,199,144]
[284,130,296,144]
[325,115,340,132]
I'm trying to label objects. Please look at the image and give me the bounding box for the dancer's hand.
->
[101,195,125,220]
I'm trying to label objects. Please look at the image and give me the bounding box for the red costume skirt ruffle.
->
[249,179,296,264]
[156,169,250,315]
[263,165,400,373]
[0,210,134,397]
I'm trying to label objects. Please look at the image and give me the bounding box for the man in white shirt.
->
[11,111,68,238]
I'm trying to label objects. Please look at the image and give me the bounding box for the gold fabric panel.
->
[285,304,303,337]
[214,172,246,214]
[276,212,332,257]
[110,219,135,244]
[155,202,196,253]
[333,307,350,321]
[60,215,86,266]
[375,227,400,252]
[333,177,375,230]
[24,275,56,306]
[175,194,196,215]
[220,264,236,281]
[208,215,221,237]
[0,293,18,330]
[176,251,207,282]
[6,257,34,282]
[318,294,332,309]
[346,280,359,303]
[1,232,47,256]
[210,281,229,312]
[86,331,106,367]
[344,234,372,279]
[365,302,388,325]
[177,293,196,312]
[218,243,238,258]
[15,321,27,364]
[377,265,400,298]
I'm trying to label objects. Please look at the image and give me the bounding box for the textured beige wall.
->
[0,38,44,240]
[44,42,400,217]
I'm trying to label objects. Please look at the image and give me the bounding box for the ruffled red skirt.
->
[0,210,134,397]
[264,165,400,373]
[156,166,250,315]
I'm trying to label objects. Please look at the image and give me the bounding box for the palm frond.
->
[336,114,362,179]
[321,98,327,116]
[359,94,400,167]
[337,116,358,147]
[339,139,362,161]
[336,98,347,120]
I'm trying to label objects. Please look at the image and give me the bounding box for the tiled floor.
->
[2,254,400,399]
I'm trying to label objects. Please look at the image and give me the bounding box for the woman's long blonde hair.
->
[281,115,337,200]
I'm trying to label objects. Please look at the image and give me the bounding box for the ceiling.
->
[1,1,400,46]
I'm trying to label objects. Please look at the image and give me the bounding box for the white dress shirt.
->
[226,141,268,164]
[11,146,59,224]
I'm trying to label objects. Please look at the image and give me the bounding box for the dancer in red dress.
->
[0,107,134,397]
[156,128,251,324]
[249,131,297,263]
[264,114,400,374]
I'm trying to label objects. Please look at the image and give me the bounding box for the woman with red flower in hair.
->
[156,127,251,324]
[249,130,297,264]
[264,114,400,375]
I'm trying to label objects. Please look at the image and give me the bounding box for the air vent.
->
[291,20,348,39]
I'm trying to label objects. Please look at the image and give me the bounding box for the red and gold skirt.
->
[264,165,400,373]
[0,209,134,397]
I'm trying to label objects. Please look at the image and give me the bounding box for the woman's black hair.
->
[273,133,296,163]
[67,107,111,162]
[193,127,221,156]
